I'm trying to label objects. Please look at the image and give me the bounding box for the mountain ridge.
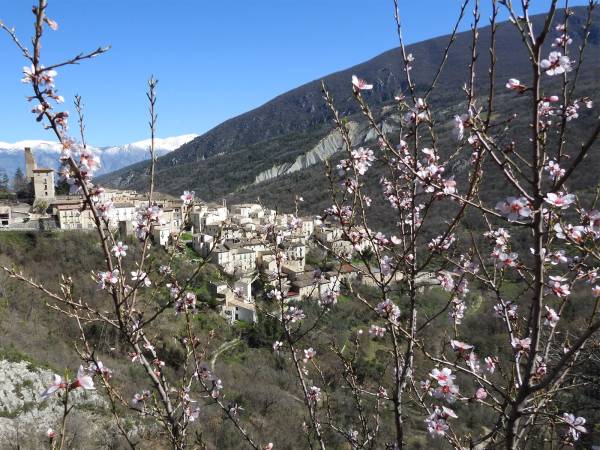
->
[98,6,600,212]
[0,134,199,177]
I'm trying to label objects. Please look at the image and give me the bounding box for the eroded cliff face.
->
[0,360,136,448]
[252,115,404,186]
[253,122,364,185]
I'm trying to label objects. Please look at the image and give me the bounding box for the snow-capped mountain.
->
[0,134,198,177]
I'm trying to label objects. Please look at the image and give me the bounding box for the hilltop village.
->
[0,148,391,325]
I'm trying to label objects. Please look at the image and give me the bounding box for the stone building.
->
[32,168,55,202]
[0,206,11,227]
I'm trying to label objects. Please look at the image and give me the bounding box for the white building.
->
[152,225,171,247]
[111,203,136,226]
[0,206,11,227]
[209,281,257,324]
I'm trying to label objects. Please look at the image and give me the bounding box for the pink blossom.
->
[437,273,455,291]
[351,75,373,91]
[272,341,283,352]
[96,201,114,220]
[511,337,531,353]
[368,324,386,338]
[78,147,101,174]
[453,114,469,140]
[552,33,572,47]
[426,417,449,437]
[131,270,151,287]
[350,147,375,175]
[548,250,568,265]
[548,275,570,297]
[450,298,466,325]
[553,223,586,242]
[429,367,455,386]
[584,210,600,233]
[185,406,201,422]
[475,387,487,400]
[379,255,394,277]
[88,360,112,378]
[426,408,457,434]
[433,383,460,403]
[288,216,302,231]
[307,386,321,403]
[494,302,518,321]
[375,299,401,323]
[159,265,172,275]
[70,365,95,391]
[495,197,532,221]
[267,289,282,301]
[544,306,559,327]
[562,413,587,441]
[111,241,128,257]
[180,190,195,205]
[303,348,316,363]
[541,51,572,76]
[211,379,223,398]
[97,269,119,290]
[21,65,36,84]
[132,390,151,406]
[535,357,548,378]
[484,356,497,373]
[506,78,526,92]
[22,65,57,87]
[319,289,338,308]
[442,177,457,195]
[497,252,519,268]
[427,234,456,252]
[565,103,580,121]
[40,374,67,400]
[544,192,575,209]
[450,339,474,354]
[283,306,305,323]
[44,17,59,30]
[175,292,197,314]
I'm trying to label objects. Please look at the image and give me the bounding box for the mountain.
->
[0,134,198,178]
[98,7,600,215]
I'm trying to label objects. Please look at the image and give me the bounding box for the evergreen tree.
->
[12,168,25,190]
[13,167,32,198]
[55,177,70,195]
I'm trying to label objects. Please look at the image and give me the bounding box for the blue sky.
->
[0,0,587,146]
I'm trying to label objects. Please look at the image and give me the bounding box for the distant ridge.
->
[0,134,198,177]
[97,6,600,222]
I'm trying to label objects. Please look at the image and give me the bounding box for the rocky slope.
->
[0,359,128,448]
[253,121,362,184]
